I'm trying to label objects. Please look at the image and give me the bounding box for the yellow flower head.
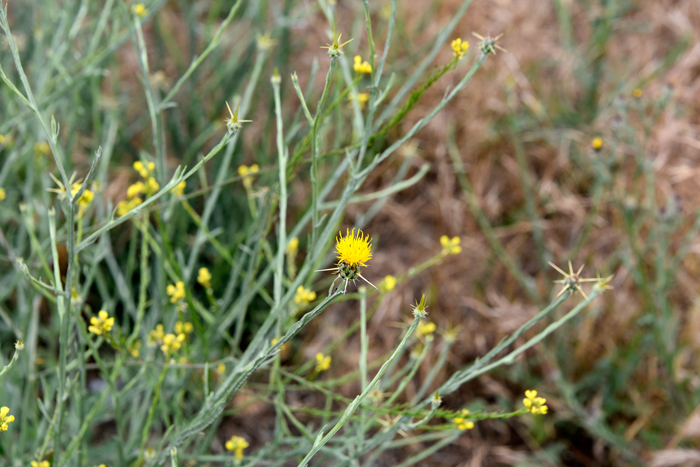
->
[129,340,141,358]
[315,353,331,373]
[0,406,15,431]
[523,389,548,414]
[417,321,436,337]
[166,281,186,304]
[294,286,316,307]
[0,188,5,201]
[453,409,474,430]
[133,160,154,178]
[336,228,372,267]
[591,137,603,151]
[321,30,353,58]
[88,310,115,336]
[171,180,186,197]
[256,32,277,50]
[225,435,250,461]
[161,333,185,355]
[69,183,94,209]
[382,275,396,292]
[197,267,212,289]
[116,197,143,216]
[286,237,299,255]
[146,176,159,194]
[216,362,226,374]
[31,462,50,467]
[127,181,145,199]
[451,38,469,59]
[440,235,462,255]
[633,88,643,98]
[238,164,259,188]
[174,321,194,335]
[353,55,372,74]
[132,3,148,17]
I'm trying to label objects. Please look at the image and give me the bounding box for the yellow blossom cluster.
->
[197,267,212,289]
[88,310,115,336]
[225,435,250,461]
[353,55,372,74]
[523,390,548,414]
[238,164,259,189]
[132,3,148,17]
[451,38,469,59]
[294,286,316,307]
[117,161,159,216]
[348,92,370,109]
[315,353,331,373]
[453,409,474,430]
[0,406,15,431]
[440,235,462,255]
[161,333,185,355]
[34,141,50,156]
[174,320,194,335]
[166,281,185,304]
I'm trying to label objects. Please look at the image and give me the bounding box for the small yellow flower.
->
[633,88,643,98]
[348,92,370,109]
[166,281,186,304]
[133,161,152,178]
[451,38,469,59]
[315,353,331,373]
[225,435,250,461]
[0,188,5,201]
[70,183,94,209]
[440,235,462,255]
[127,181,145,199]
[34,141,50,156]
[116,197,143,216]
[132,3,148,17]
[237,164,259,188]
[171,180,186,197]
[146,176,159,194]
[197,267,212,288]
[523,389,548,414]
[174,321,194,335]
[417,321,436,337]
[353,55,372,74]
[591,137,603,151]
[453,409,474,430]
[224,101,252,134]
[286,237,299,255]
[31,462,50,467]
[382,275,396,291]
[88,310,115,336]
[161,333,185,355]
[0,406,15,431]
[149,324,165,344]
[15,340,24,351]
[216,363,226,374]
[256,32,277,50]
[294,286,316,307]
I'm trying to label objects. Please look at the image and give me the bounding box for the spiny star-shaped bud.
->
[224,101,252,134]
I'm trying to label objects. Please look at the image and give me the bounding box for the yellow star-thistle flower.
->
[472,32,506,55]
[88,310,115,336]
[451,38,469,59]
[591,137,603,151]
[453,409,474,430]
[336,228,372,267]
[166,281,186,304]
[225,435,250,461]
[315,353,331,373]
[321,30,353,58]
[0,406,15,431]
[197,267,212,289]
[294,286,316,307]
[523,389,548,414]
[224,101,252,134]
